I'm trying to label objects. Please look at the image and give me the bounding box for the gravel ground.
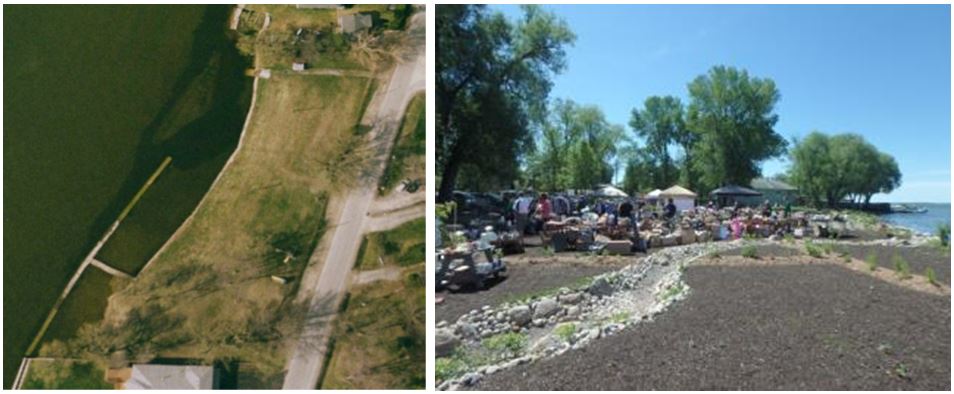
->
[473,254,950,390]
[832,244,951,285]
[436,254,632,323]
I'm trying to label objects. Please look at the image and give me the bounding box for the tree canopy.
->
[436,4,575,201]
[687,66,787,193]
[788,131,901,207]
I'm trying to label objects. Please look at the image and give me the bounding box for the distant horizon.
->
[494,4,951,204]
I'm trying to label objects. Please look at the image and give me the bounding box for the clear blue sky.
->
[494,4,951,203]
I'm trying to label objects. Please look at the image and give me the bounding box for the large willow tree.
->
[436,5,575,201]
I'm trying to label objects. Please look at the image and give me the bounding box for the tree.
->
[788,131,902,207]
[436,5,575,201]
[629,96,685,188]
[686,66,787,193]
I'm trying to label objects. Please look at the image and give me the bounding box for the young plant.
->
[865,252,878,271]
[553,323,577,343]
[805,241,823,258]
[741,245,758,259]
[892,254,911,280]
[937,223,950,247]
[483,332,528,355]
[925,267,938,286]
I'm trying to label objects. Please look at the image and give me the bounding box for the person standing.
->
[513,192,533,234]
[535,193,552,232]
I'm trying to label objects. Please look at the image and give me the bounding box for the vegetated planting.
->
[37,74,376,385]
[379,93,426,194]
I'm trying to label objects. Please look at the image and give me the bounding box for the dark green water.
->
[3,5,252,387]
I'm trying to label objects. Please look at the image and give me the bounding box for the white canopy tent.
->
[594,184,628,198]
[659,185,697,212]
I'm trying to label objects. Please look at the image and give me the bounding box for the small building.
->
[659,185,697,212]
[122,364,218,390]
[750,177,797,205]
[338,13,373,35]
[292,61,306,72]
[710,185,763,207]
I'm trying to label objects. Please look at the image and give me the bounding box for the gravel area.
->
[473,256,950,390]
[832,244,951,285]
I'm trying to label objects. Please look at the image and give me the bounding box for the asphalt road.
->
[281,11,425,390]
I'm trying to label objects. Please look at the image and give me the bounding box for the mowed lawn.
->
[355,218,426,271]
[103,74,376,380]
[321,264,426,389]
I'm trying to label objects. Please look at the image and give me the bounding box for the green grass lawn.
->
[378,93,425,195]
[21,359,111,389]
[354,218,425,270]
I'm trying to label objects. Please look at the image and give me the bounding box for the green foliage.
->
[788,132,900,207]
[436,5,575,200]
[937,223,950,246]
[483,332,528,355]
[629,95,687,188]
[892,254,911,280]
[805,241,824,258]
[784,233,795,244]
[21,360,111,389]
[686,66,787,192]
[741,245,758,259]
[925,267,938,286]
[865,252,879,271]
[659,282,686,302]
[553,323,577,343]
[435,356,470,383]
[609,312,631,324]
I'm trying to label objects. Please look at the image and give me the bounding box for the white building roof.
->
[125,364,215,390]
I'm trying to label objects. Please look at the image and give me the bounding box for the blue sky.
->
[494,4,951,203]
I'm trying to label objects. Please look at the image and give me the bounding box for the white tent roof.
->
[660,185,697,198]
[646,189,663,198]
[594,184,628,197]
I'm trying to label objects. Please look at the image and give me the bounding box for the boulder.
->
[533,297,561,319]
[558,292,582,305]
[587,276,614,297]
[435,328,460,357]
[507,305,532,327]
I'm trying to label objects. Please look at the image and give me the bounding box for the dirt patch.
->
[436,254,634,324]
[474,259,950,390]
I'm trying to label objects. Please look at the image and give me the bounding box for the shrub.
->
[821,243,834,255]
[741,245,758,259]
[865,252,878,271]
[892,254,911,280]
[805,241,824,258]
[783,233,795,244]
[553,323,576,343]
[925,267,938,286]
[937,223,950,247]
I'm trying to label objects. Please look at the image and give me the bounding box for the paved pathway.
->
[281,11,425,389]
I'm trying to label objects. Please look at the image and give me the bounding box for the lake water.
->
[878,203,952,235]
[3,5,251,387]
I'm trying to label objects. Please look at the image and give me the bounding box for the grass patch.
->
[321,265,425,389]
[865,252,879,271]
[502,277,594,305]
[741,245,758,259]
[892,254,912,280]
[379,93,425,195]
[21,359,111,389]
[659,282,686,302]
[805,241,824,258]
[553,323,577,343]
[356,218,425,270]
[925,267,938,286]
[435,331,529,383]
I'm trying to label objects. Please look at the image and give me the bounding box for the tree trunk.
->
[438,143,463,202]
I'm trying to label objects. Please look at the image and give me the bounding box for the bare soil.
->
[473,247,951,390]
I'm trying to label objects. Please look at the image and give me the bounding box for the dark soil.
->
[474,258,950,390]
[436,256,629,324]
[832,244,951,285]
